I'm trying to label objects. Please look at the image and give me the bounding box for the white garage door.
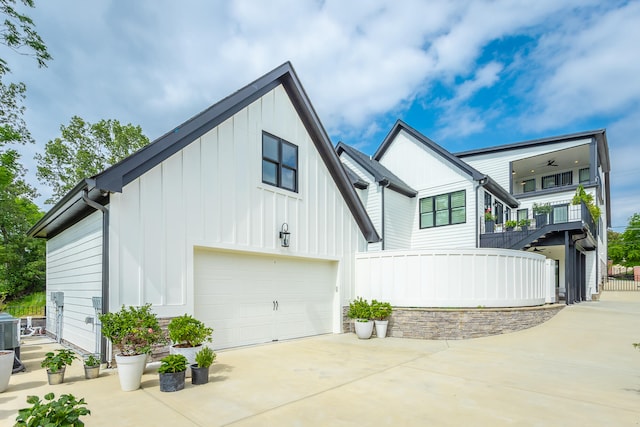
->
[194,249,338,350]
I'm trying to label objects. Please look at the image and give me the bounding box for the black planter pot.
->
[159,371,185,392]
[191,364,209,385]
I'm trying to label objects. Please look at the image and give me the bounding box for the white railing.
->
[355,248,549,308]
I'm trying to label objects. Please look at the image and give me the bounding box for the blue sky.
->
[6,0,640,230]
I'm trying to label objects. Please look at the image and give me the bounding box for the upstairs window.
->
[262,133,298,192]
[542,171,573,189]
[522,178,535,193]
[420,190,466,228]
[579,167,590,183]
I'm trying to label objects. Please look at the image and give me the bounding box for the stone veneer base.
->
[343,304,565,340]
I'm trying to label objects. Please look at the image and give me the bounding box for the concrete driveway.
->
[1,291,639,426]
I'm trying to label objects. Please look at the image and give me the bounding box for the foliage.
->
[83,354,99,367]
[1,81,32,145]
[347,297,372,321]
[532,203,552,215]
[0,0,52,77]
[194,346,216,368]
[571,185,600,221]
[41,349,76,373]
[3,290,44,314]
[15,392,90,427]
[370,300,392,320]
[484,209,496,221]
[98,304,165,356]
[0,291,6,311]
[609,214,640,267]
[517,218,531,227]
[168,314,213,347]
[35,116,150,203]
[634,343,640,350]
[158,354,187,374]
[504,220,517,229]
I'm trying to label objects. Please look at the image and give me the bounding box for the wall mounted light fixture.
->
[279,223,290,247]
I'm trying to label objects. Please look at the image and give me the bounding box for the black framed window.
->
[579,167,590,183]
[517,209,528,222]
[542,171,573,189]
[420,190,466,229]
[262,133,298,192]
[522,178,535,193]
[495,201,504,224]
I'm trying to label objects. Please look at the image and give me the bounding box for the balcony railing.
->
[481,200,597,249]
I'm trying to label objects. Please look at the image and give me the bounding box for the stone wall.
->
[342,304,565,340]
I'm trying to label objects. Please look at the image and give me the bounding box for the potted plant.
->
[0,350,13,393]
[41,349,76,385]
[484,210,496,233]
[504,220,517,231]
[167,314,213,377]
[370,300,392,339]
[532,203,551,227]
[158,354,187,392]
[191,346,216,385]
[518,218,531,232]
[83,354,100,379]
[98,304,165,391]
[15,393,90,426]
[347,297,373,339]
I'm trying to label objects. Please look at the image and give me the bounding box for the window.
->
[522,179,535,193]
[484,192,492,211]
[262,133,298,192]
[517,209,528,222]
[579,167,590,183]
[495,201,504,224]
[542,171,573,189]
[419,190,466,228]
[552,205,568,223]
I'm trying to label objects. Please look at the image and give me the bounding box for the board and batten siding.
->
[109,84,362,327]
[460,138,592,191]
[46,210,102,353]
[377,130,476,249]
[339,154,382,251]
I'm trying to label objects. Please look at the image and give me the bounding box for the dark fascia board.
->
[30,62,381,243]
[374,120,518,207]
[336,142,417,197]
[342,165,369,190]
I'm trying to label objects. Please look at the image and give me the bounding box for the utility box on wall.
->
[51,292,64,307]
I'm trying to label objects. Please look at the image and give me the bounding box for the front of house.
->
[29,64,611,357]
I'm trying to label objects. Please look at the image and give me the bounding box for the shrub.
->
[167,314,213,348]
[84,354,100,367]
[518,218,531,227]
[15,393,90,427]
[371,300,393,320]
[347,297,371,321]
[195,346,216,368]
[505,220,517,229]
[158,354,188,374]
[98,304,165,356]
[41,349,76,373]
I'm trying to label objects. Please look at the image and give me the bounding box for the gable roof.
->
[336,142,417,197]
[374,120,519,208]
[29,62,380,242]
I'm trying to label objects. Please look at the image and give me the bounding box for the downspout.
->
[475,178,488,248]
[82,189,109,364]
[379,178,390,250]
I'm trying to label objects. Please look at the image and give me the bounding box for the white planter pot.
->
[0,350,14,393]
[374,320,389,338]
[354,320,374,339]
[170,345,202,378]
[115,353,147,391]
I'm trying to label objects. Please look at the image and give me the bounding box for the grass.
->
[3,291,46,317]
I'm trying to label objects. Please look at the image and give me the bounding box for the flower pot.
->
[354,319,374,339]
[159,370,185,392]
[191,364,209,385]
[374,320,389,338]
[115,353,147,391]
[47,367,65,385]
[485,220,495,233]
[84,365,100,379]
[0,350,14,392]
[170,344,201,378]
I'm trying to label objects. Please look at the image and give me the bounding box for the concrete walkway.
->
[1,292,639,426]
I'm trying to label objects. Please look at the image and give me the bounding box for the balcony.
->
[480,200,597,250]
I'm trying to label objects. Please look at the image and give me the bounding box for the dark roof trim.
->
[374,120,518,207]
[336,142,417,197]
[343,166,369,190]
[29,62,380,243]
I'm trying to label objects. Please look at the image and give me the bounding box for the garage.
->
[194,249,338,350]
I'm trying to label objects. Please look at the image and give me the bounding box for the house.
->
[28,62,380,357]
[338,120,610,307]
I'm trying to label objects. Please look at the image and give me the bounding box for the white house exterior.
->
[339,121,610,306]
[28,63,379,357]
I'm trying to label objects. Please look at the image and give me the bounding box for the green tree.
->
[609,214,640,268]
[1,0,52,77]
[0,149,44,298]
[35,116,150,203]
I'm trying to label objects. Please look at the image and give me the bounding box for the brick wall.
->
[342,304,564,340]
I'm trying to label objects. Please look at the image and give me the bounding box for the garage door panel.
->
[194,249,337,350]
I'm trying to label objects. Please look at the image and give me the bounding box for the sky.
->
[6,0,640,230]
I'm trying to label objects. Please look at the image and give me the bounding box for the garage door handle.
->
[276,301,279,310]
[273,301,276,311]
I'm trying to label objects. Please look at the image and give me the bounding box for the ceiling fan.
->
[545,159,558,167]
